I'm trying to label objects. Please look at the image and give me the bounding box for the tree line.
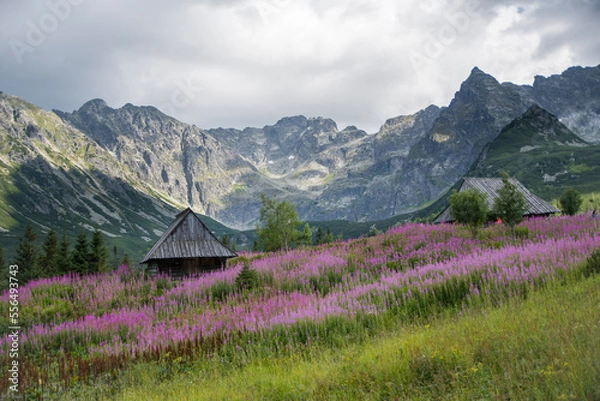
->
[0,223,129,288]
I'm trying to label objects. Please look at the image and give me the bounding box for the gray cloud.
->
[1,0,598,133]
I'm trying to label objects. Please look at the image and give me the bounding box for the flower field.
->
[1,215,599,397]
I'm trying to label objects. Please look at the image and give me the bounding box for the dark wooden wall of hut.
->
[148,257,228,279]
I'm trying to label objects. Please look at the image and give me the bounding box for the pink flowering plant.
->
[1,215,599,393]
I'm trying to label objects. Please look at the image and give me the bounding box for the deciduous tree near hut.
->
[256,194,301,252]
[449,188,488,238]
[559,187,582,216]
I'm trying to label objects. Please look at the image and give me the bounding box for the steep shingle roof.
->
[433,177,560,224]
[141,208,237,263]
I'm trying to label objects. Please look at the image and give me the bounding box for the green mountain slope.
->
[0,94,244,262]
[469,104,600,200]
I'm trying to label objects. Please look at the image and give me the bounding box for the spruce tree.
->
[315,226,324,245]
[324,227,334,244]
[221,234,230,248]
[40,228,59,277]
[72,230,90,274]
[57,231,73,274]
[0,245,7,291]
[14,223,39,282]
[110,245,120,271]
[89,228,108,273]
[301,223,312,246]
[121,253,131,269]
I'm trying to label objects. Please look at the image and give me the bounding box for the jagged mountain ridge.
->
[55,99,271,229]
[0,94,246,260]
[2,64,599,237]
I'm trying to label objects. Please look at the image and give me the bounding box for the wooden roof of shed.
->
[141,208,237,263]
[433,177,560,224]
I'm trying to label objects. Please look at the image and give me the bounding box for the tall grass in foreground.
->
[1,216,599,398]
[79,275,600,401]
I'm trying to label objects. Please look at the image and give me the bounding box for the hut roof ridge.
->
[141,208,236,263]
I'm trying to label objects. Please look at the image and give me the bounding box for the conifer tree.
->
[57,231,73,274]
[0,245,7,291]
[493,172,526,235]
[72,230,90,274]
[0,245,5,273]
[301,223,312,246]
[89,228,108,273]
[221,234,230,248]
[14,223,39,282]
[315,226,324,245]
[110,245,120,270]
[121,253,131,268]
[40,228,59,277]
[324,227,334,244]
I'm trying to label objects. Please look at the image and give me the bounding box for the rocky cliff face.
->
[395,67,534,210]
[0,93,186,259]
[2,64,598,233]
[531,65,600,144]
[55,100,274,228]
[391,65,600,212]
[209,105,442,221]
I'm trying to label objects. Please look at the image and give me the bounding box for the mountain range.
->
[1,64,599,259]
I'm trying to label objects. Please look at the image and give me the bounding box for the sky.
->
[1,0,599,134]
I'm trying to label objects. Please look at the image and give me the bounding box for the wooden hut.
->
[141,208,237,277]
[433,177,560,224]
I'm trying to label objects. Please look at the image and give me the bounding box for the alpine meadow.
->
[1,215,600,399]
[2,1,600,398]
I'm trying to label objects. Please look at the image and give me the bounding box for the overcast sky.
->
[1,0,599,133]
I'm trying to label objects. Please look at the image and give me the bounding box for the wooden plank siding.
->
[141,208,237,277]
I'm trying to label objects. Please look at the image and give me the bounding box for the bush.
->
[514,226,529,239]
[583,249,600,277]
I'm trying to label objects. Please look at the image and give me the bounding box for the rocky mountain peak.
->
[2,63,598,233]
[455,66,503,101]
[272,115,308,128]
[308,116,338,133]
[78,98,110,113]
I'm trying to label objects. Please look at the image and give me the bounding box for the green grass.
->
[62,274,600,401]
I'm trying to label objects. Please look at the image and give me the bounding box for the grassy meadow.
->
[1,215,599,400]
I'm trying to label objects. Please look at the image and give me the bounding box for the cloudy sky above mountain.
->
[1,0,599,133]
